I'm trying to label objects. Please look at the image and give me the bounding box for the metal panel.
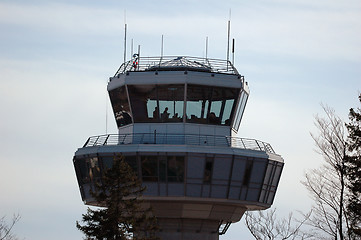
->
[168,183,184,196]
[211,185,228,198]
[186,184,202,197]
[212,155,232,180]
[187,153,205,178]
[228,187,241,200]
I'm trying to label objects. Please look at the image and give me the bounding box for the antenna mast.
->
[161,35,164,58]
[123,10,127,63]
[124,23,127,63]
[131,38,134,58]
[226,9,231,70]
[205,36,209,59]
[137,45,141,70]
[232,38,235,65]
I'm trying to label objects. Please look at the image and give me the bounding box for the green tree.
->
[76,155,159,240]
[345,94,361,238]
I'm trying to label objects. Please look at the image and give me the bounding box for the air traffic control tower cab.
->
[73,56,284,240]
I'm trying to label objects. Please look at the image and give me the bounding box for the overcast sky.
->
[0,0,360,239]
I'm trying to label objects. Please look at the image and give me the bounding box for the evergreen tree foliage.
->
[76,155,159,240]
[345,94,361,238]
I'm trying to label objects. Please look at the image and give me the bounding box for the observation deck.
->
[82,133,275,154]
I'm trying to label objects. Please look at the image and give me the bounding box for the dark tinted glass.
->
[186,85,239,125]
[141,156,158,181]
[167,156,184,182]
[128,84,184,123]
[109,86,132,127]
[128,85,157,122]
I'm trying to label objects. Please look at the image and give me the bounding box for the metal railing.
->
[82,133,275,154]
[114,56,240,76]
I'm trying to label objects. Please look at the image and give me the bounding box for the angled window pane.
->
[158,85,184,122]
[109,86,132,127]
[233,90,249,131]
[221,88,238,125]
[186,85,239,126]
[128,85,157,122]
[186,85,212,124]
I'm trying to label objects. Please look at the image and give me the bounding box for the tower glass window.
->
[233,89,249,131]
[128,85,157,122]
[140,155,185,183]
[128,84,184,123]
[186,85,212,124]
[157,85,184,122]
[167,156,184,182]
[203,157,214,183]
[141,156,158,182]
[186,84,239,125]
[109,86,132,127]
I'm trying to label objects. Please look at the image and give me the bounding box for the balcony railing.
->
[82,133,275,154]
[114,56,240,76]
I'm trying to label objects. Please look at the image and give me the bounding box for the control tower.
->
[73,56,284,240]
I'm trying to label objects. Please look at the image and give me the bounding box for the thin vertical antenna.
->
[232,38,235,65]
[161,35,164,58]
[124,23,127,63]
[105,83,108,134]
[137,45,141,70]
[131,39,134,58]
[205,36,208,59]
[226,11,231,70]
[123,10,127,63]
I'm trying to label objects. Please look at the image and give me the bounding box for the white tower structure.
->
[73,56,284,240]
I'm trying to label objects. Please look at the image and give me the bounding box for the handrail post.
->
[241,138,246,149]
[93,136,100,146]
[255,140,262,151]
[83,137,91,148]
[226,136,231,147]
[104,134,110,146]
[120,134,125,144]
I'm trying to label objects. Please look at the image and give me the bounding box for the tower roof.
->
[114,56,240,77]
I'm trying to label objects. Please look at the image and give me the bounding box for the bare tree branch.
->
[302,105,351,240]
[245,208,312,240]
[0,214,20,240]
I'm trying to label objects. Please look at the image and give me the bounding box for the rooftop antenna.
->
[161,35,164,58]
[226,9,231,71]
[137,44,141,70]
[205,36,209,60]
[123,10,127,63]
[131,38,134,58]
[232,38,235,66]
[105,87,108,134]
